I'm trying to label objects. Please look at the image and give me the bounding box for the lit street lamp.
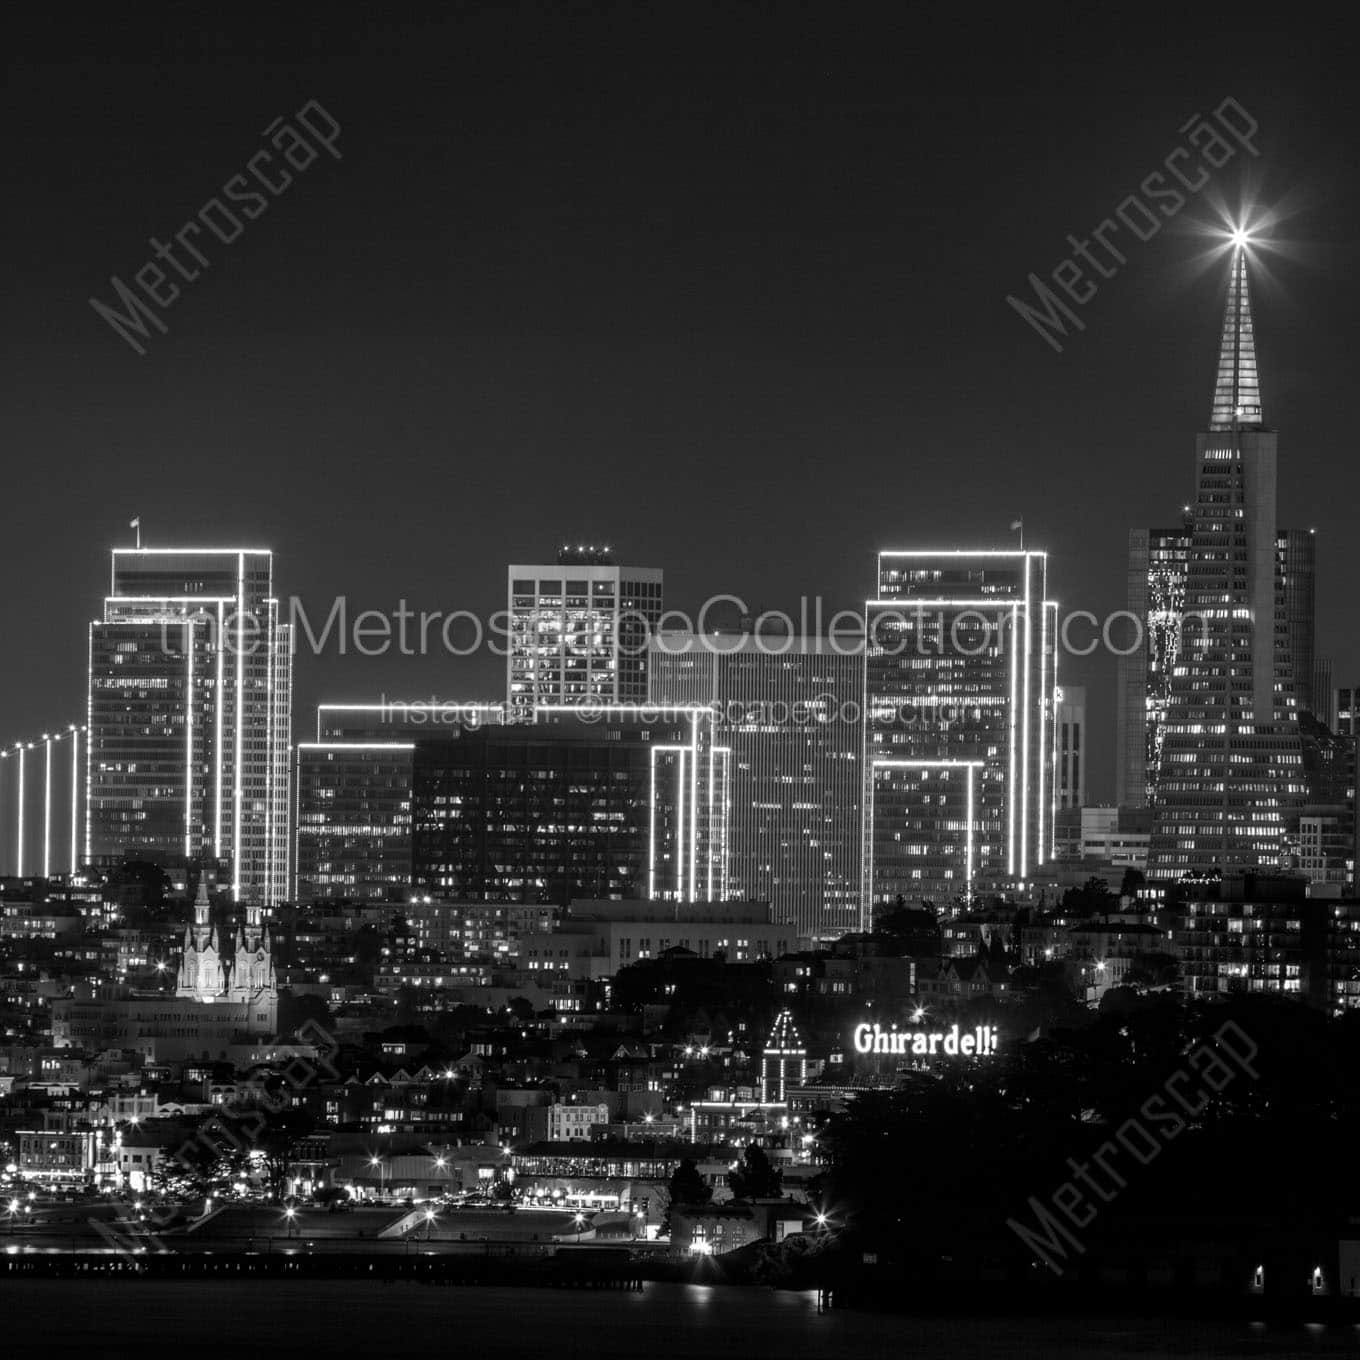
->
[574,1211,586,1243]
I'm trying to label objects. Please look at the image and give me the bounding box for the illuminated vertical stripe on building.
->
[42,735,52,878]
[966,760,976,896]
[688,711,699,900]
[1007,602,1019,876]
[185,620,194,860]
[215,601,225,858]
[84,626,94,866]
[291,743,301,902]
[233,553,244,902]
[676,747,687,901]
[17,744,26,877]
[706,736,716,901]
[716,746,731,901]
[1021,557,1032,880]
[69,725,80,873]
[264,597,275,902]
[1046,601,1059,863]
[647,749,657,900]
[860,602,872,932]
[1037,593,1048,867]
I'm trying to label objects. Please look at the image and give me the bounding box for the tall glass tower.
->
[1147,246,1307,879]
[85,547,293,903]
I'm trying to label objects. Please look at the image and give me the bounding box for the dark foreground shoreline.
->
[4,1248,1359,1329]
[2,1276,1358,1360]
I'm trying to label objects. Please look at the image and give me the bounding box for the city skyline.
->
[5,13,1360,1340]
[3,14,1358,820]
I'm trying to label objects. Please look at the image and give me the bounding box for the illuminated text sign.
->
[852,1022,999,1058]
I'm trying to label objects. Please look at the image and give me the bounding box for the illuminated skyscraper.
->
[863,550,1057,917]
[1147,245,1307,879]
[506,546,662,716]
[410,705,727,904]
[294,701,502,903]
[1116,516,1192,809]
[1119,521,1317,808]
[85,547,293,903]
[650,631,863,942]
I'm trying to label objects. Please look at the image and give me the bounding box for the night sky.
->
[3,8,1356,800]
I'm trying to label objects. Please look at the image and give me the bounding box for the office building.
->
[1119,524,1317,808]
[1053,805,1151,871]
[1056,685,1086,810]
[863,549,1058,917]
[1278,529,1318,716]
[1313,662,1335,730]
[1147,245,1308,879]
[1337,688,1360,738]
[505,546,663,716]
[294,701,503,903]
[650,631,862,942]
[1116,516,1193,809]
[85,547,292,903]
[410,706,727,905]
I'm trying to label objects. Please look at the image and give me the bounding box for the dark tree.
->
[661,1158,712,1234]
[253,1107,316,1202]
[728,1143,783,1200]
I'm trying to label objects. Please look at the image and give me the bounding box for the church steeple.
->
[192,876,211,929]
[177,877,227,1001]
[1209,244,1263,431]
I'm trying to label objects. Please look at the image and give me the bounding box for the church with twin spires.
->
[176,877,279,1029]
[51,880,279,1062]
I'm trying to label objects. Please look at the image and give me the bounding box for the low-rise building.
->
[669,1198,809,1256]
[548,1101,610,1142]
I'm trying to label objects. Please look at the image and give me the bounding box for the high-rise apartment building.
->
[85,547,292,903]
[863,550,1057,916]
[505,546,662,716]
[1147,246,1307,879]
[650,631,862,942]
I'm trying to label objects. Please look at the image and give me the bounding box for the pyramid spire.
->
[1209,245,1263,431]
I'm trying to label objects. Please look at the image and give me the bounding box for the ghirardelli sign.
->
[852,1022,999,1058]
